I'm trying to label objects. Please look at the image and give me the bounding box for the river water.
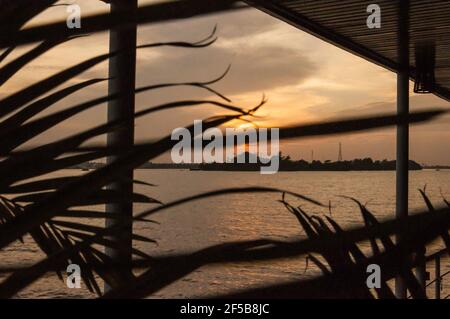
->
[2,169,449,298]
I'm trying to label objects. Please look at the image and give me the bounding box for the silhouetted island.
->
[196,152,423,171]
[71,153,423,171]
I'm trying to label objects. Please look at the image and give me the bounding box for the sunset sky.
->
[4,0,450,164]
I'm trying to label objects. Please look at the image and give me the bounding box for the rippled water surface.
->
[3,169,449,298]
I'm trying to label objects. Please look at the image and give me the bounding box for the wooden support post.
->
[105,0,138,291]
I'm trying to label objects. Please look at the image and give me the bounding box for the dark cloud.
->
[137,5,282,43]
[135,44,317,97]
[134,4,318,96]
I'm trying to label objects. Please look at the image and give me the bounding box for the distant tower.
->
[338,142,343,162]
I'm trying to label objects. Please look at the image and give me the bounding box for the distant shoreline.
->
[190,157,424,172]
[71,158,450,172]
[68,166,450,172]
[423,165,450,170]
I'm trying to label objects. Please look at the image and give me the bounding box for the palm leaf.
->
[0,0,244,47]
